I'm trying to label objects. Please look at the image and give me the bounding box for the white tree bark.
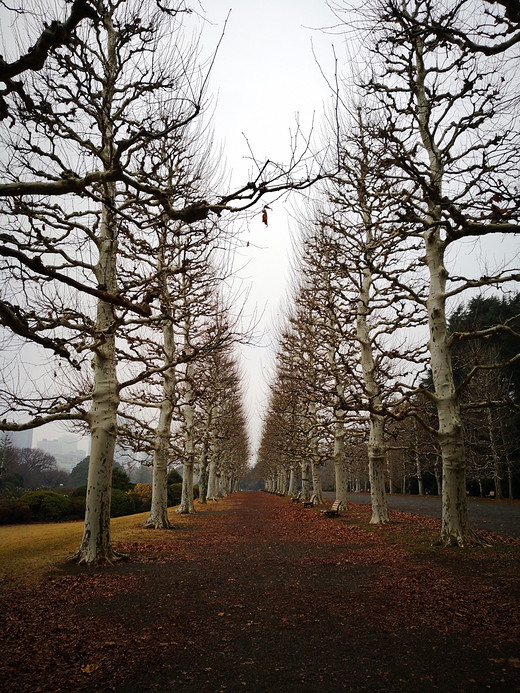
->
[425,232,474,543]
[74,11,120,563]
[301,460,311,501]
[145,352,176,527]
[288,467,298,496]
[145,235,178,528]
[333,412,348,507]
[77,283,119,563]
[487,407,503,500]
[356,233,389,524]
[76,174,120,562]
[413,418,424,496]
[308,400,323,503]
[198,450,209,504]
[206,455,218,500]
[414,37,482,545]
[178,356,196,513]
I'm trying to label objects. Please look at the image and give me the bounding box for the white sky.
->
[199,1,345,457]
[25,1,520,463]
[30,0,346,454]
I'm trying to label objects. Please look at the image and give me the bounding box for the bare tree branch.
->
[0,0,98,119]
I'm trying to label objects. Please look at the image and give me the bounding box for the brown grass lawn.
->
[0,504,195,584]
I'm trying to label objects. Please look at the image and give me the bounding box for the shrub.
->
[18,491,73,522]
[70,485,87,498]
[167,469,182,484]
[69,456,90,487]
[112,466,133,491]
[110,489,136,517]
[0,499,31,525]
[167,482,182,506]
[129,483,152,512]
[0,473,25,495]
[70,496,86,519]
[166,482,199,505]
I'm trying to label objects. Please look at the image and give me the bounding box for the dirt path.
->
[1,492,520,692]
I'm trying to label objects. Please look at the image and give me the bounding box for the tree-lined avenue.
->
[1,491,519,692]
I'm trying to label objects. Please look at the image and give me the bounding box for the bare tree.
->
[0,0,325,564]
[338,0,520,545]
[386,0,520,56]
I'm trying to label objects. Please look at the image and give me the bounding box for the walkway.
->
[1,492,519,692]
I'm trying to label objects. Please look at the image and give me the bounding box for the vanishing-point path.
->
[2,492,520,693]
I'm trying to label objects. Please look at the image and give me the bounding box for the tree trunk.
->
[145,316,176,527]
[198,451,208,504]
[76,331,119,564]
[280,469,288,495]
[178,460,195,513]
[387,456,394,494]
[311,461,323,502]
[145,227,179,528]
[207,455,218,500]
[288,467,297,496]
[425,232,484,544]
[413,418,424,495]
[72,8,123,565]
[308,401,323,503]
[368,415,389,524]
[434,462,441,496]
[74,183,119,563]
[487,407,503,500]
[145,405,172,528]
[178,354,196,514]
[301,461,311,501]
[356,238,389,524]
[415,37,484,546]
[333,414,348,507]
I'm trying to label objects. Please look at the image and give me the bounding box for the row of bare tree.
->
[0,2,323,564]
[256,0,520,547]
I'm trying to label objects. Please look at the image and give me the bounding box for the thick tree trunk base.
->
[66,549,129,567]
[435,527,492,548]
[176,506,196,514]
[143,517,173,530]
[369,513,390,525]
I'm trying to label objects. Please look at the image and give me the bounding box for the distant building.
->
[36,435,88,472]
[5,430,33,449]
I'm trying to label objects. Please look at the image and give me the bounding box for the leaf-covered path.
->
[2,491,520,692]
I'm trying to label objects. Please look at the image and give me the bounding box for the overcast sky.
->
[199,1,520,460]
[28,1,519,461]
[28,0,345,453]
[198,1,346,457]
